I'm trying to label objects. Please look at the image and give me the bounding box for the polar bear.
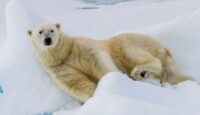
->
[28,23,119,102]
[28,23,192,102]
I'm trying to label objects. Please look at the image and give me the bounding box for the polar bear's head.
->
[28,23,62,51]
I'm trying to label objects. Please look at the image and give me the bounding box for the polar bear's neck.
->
[38,33,73,66]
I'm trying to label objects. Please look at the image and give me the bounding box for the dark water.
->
[80,0,135,5]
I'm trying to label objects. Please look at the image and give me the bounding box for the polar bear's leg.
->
[130,58,162,81]
[123,47,162,81]
[55,67,97,102]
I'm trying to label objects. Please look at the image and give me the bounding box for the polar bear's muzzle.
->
[44,37,52,46]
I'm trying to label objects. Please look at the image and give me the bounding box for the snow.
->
[93,72,200,115]
[78,96,185,115]
[0,0,80,114]
[58,72,200,115]
[0,0,8,37]
[0,0,200,115]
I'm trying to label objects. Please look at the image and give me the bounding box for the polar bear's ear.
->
[55,23,61,30]
[27,30,32,36]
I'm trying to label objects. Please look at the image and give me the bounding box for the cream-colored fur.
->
[28,23,192,102]
[107,33,192,84]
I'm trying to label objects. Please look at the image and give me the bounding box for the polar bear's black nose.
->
[44,37,52,46]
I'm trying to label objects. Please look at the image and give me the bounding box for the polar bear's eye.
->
[50,30,54,33]
[39,31,43,34]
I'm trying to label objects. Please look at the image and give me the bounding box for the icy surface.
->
[0,86,3,94]
[0,0,200,114]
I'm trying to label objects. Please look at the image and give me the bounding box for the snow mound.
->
[0,0,79,114]
[78,96,185,115]
[58,72,199,115]
[94,72,200,115]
